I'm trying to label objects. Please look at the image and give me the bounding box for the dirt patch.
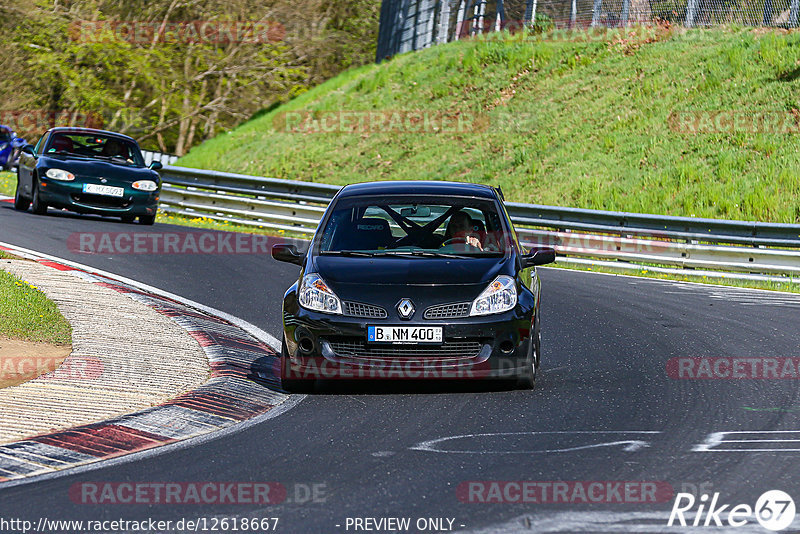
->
[0,336,72,389]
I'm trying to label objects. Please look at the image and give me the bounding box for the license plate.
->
[367,326,443,344]
[83,183,124,197]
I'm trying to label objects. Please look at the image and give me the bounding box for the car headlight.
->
[470,275,517,316]
[298,273,342,314]
[132,180,158,191]
[45,168,75,181]
[0,143,7,151]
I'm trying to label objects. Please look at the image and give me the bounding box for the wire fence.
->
[376,0,799,59]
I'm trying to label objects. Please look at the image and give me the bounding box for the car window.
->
[318,195,510,257]
[34,134,48,154]
[44,133,145,166]
[0,129,11,142]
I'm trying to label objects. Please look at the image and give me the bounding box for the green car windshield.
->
[45,133,145,167]
[318,195,510,257]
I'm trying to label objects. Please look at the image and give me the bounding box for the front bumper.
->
[38,179,159,216]
[281,302,535,381]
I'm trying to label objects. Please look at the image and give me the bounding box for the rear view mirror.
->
[149,161,163,170]
[272,243,304,266]
[521,247,556,268]
[400,206,431,218]
[22,145,35,156]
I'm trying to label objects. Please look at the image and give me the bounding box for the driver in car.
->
[101,138,132,162]
[442,211,483,250]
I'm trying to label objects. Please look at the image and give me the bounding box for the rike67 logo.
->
[668,490,795,531]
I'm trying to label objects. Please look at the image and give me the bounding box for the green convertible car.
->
[15,127,162,225]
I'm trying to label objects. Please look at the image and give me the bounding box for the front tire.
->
[31,180,47,215]
[121,215,136,224]
[139,214,156,225]
[516,319,541,390]
[280,337,314,393]
[13,175,30,211]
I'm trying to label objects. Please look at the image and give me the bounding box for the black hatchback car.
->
[15,127,162,224]
[271,181,555,391]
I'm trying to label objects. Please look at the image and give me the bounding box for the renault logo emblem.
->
[100,178,107,183]
[396,298,415,319]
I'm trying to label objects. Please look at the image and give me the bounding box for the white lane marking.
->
[693,430,800,452]
[539,266,800,297]
[411,431,660,454]
[0,240,281,351]
[460,511,789,533]
[0,393,305,490]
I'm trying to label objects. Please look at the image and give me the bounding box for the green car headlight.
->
[45,168,75,181]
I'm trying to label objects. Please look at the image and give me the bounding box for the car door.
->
[18,133,46,195]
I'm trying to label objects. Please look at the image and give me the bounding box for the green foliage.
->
[0,0,381,154]
[178,27,800,223]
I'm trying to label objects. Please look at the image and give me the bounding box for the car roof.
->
[337,180,498,199]
[46,127,138,144]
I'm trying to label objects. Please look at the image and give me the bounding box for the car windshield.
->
[0,129,11,142]
[318,195,510,257]
[44,133,145,166]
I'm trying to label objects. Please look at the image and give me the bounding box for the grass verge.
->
[0,269,72,344]
[177,26,800,223]
[0,171,14,197]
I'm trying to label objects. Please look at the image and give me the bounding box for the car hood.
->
[40,156,157,183]
[313,255,511,286]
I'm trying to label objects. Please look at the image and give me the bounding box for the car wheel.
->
[516,319,540,390]
[31,180,47,215]
[139,214,156,225]
[13,176,30,211]
[280,337,314,393]
[121,215,136,224]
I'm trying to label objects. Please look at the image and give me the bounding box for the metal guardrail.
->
[158,165,800,281]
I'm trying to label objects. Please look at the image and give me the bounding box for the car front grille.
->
[342,301,388,319]
[423,302,471,319]
[325,337,483,362]
[71,193,131,209]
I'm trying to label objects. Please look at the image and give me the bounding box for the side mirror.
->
[149,161,163,170]
[21,145,36,156]
[272,243,304,266]
[521,247,556,268]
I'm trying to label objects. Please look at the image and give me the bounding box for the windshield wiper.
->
[92,154,133,164]
[51,150,89,159]
[374,250,472,259]
[320,250,377,257]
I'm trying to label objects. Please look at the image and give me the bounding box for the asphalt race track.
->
[2,203,800,533]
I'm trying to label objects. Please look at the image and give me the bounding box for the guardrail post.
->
[523,0,536,24]
[790,0,799,27]
[763,0,774,26]
[591,0,603,26]
[620,0,630,26]
[685,0,699,26]
[436,0,451,43]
